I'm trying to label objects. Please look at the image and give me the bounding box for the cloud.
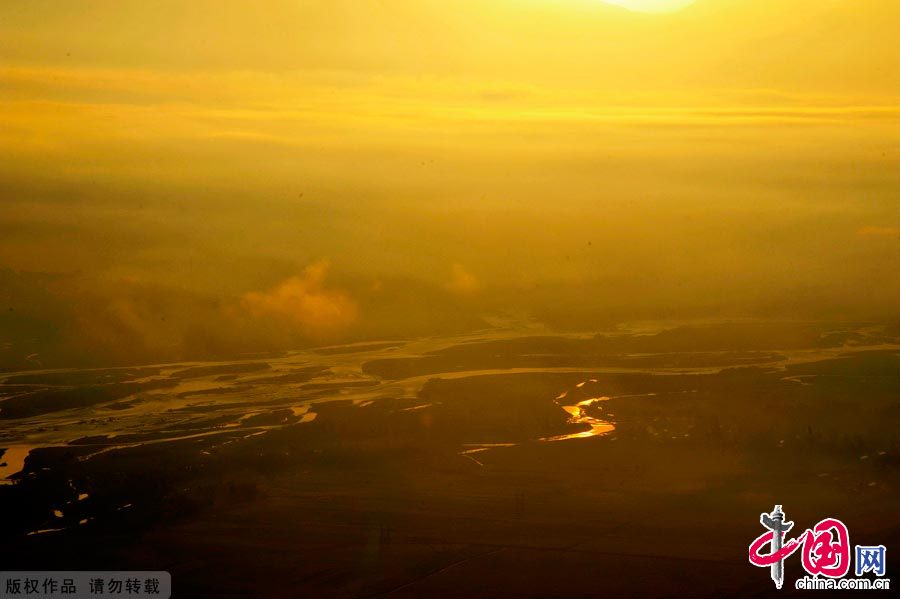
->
[445,263,480,297]
[240,260,358,338]
[857,226,900,238]
[600,1,695,14]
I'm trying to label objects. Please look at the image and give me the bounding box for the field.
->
[2,321,899,597]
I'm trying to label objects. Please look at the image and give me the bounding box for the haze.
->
[2,0,899,369]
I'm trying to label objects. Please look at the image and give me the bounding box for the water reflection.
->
[458,443,516,466]
[542,383,616,442]
[0,445,34,485]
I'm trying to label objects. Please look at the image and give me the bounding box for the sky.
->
[1,0,899,369]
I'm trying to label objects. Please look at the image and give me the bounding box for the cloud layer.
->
[241,261,358,338]
[2,0,899,369]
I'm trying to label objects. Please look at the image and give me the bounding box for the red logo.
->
[749,505,851,588]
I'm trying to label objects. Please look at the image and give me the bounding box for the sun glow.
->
[599,0,695,13]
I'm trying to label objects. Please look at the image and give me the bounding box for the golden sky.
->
[1,1,898,367]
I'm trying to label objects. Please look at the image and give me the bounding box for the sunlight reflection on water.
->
[0,445,34,485]
[542,388,615,442]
